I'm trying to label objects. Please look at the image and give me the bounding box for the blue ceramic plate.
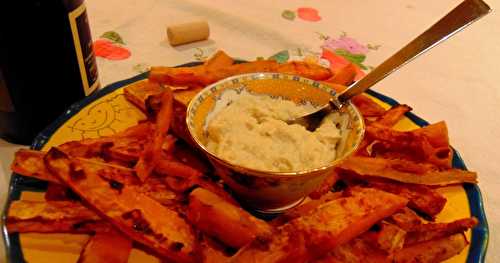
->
[1,62,488,262]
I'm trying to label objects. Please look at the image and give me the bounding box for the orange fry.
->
[366,124,452,168]
[232,188,407,262]
[123,80,165,112]
[276,61,332,80]
[362,221,406,253]
[149,65,206,87]
[308,171,339,199]
[388,207,423,231]
[351,95,386,117]
[78,230,132,263]
[392,233,468,263]
[44,148,198,262]
[204,50,234,69]
[338,156,477,186]
[6,200,109,234]
[11,149,59,183]
[201,236,231,263]
[272,191,342,226]
[135,87,174,181]
[413,121,450,148]
[366,180,447,217]
[324,63,357,86]
[171,140,211,174]
[187,188,272,248]
[405,217,478,245]
[45,183,75,201]
[316,237,387,263]
[374,104,412,127]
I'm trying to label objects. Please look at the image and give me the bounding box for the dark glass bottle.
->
[0,0,99,144]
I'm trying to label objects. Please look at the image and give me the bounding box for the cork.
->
[167,21,210,46]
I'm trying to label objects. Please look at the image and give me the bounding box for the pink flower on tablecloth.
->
[322,36,368,55]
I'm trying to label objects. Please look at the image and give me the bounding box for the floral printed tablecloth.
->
[1,0,500,262]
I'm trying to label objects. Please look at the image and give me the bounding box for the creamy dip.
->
[205,92,342,172]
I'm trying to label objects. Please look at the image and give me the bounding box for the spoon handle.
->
[338,0,491,103]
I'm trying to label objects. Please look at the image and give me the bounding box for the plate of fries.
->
[2,51,488,263]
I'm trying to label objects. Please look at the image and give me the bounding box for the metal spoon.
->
[289,0,491,131]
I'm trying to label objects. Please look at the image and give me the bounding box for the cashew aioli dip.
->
[205,92,342,172]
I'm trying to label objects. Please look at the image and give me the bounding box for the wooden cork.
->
[167,21,210,46]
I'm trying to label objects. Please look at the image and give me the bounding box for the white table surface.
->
[1,0,500,262]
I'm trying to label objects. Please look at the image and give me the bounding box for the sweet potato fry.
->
[151,58,332,88]
[187,188,272,248]
[204,50,234,70]
[138,176,179,207]
[154,158,206,193]
[324,63,357,86]
[149,65,206,87]
[6,200,109,234]
[135,87,174,181]
[201,236,232,263]
[365,124,452,168]
[316,237,388,263]
[338,156,477,185]
[404,217,478,245]
[150,60,276,87]
[366,125,435,160]
[123,80,165,112]
[45,182,79,201]
[361,221,406,253]
[58,122,154,165]
[155,157,236,204]
[156,159,203,180]
[171,98,197,146]
[351,95,386,117]
[366,180,447,218]
[231,188,407,262]
[308,171,339,199]
[392,233,468,263]
[374,104,412,127]
[44,148,199,262]
[171,140,212,174]
[11,149,59,183]
[276,61,332,80]
[388,207,423,231]
[78,230,133,263]
[413,121,450,148]
[272,192,342,226]
[12,149,141,185]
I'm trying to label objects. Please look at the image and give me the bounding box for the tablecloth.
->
[1,0,499,262]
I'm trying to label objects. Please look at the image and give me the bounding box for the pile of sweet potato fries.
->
[6,51,479,263]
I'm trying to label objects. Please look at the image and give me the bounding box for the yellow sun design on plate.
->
[42,88,146,148]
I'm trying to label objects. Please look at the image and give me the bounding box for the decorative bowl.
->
[186,72,365,213]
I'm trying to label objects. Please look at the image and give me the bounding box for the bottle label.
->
[68,3,100,96]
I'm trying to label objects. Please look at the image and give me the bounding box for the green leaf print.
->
[282,10,296,21]
[268,50,290,64]
[334,49,368,70]
[100,31,125,45]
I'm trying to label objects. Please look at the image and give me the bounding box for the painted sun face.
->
[72,102,116,131]
[67,93,145,139]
